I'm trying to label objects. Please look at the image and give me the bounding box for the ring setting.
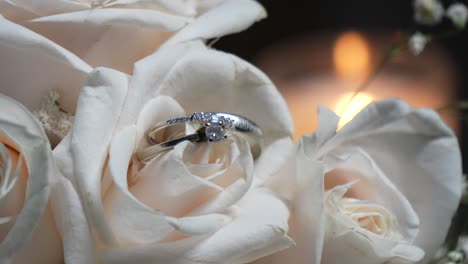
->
[136,112,262,163]
[166,112,235,143]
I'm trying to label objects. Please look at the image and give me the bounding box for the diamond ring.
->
[135,112,263,163]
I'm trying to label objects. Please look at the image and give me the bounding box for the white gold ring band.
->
[136,112,262,163]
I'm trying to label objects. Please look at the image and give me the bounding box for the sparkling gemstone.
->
[203,113,213,121]
[191,112,202,121]
[206,124,225,142]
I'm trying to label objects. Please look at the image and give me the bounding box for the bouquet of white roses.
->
[0,0,464,263]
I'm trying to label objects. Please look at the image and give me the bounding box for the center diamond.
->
[205,124,226,142]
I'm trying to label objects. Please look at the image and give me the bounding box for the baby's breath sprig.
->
[343,0,467,113]
[34,90,74,146]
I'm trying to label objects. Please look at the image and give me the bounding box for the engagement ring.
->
[136,112,262,163]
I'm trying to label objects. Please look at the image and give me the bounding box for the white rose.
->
[53,38,295,263]
[0,0,266,116]
[255,99,462,264]
[0,94,61,263]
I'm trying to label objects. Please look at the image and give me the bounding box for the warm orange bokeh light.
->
[332,31,373,129]
[333,32,371,80]
[335,92,374,130]
[258,31,457,139]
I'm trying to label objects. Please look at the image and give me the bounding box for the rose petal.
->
[51,176,94,264]
[319,99,463,261]
[164,0,267,46]
[288,147,326,264]
[131,131,254,219]
[0,16,91,112]
[166,213,232,236]
[188,135,254,216]
[0,95,52,261]
[106,0,224,16]
[194,0,225,15]
[183,140,235,184]
[104,187,173,244]
[105,124,170,244]
[189,189,293,264]
[130,96,225,218]
[0,136,60,264]
[52,133,73,181]
[321,183,425,264]
[135,95,186,148]
[105,126,232,244]
[131,141,224,218]
[67,67,129,245]
[302,106,340,155]
[323,146,420,242]
[252,137,294,186]
[26,8,190,74]
[106,0,198,16]
[100,235,209,263]
[116,40,206,129]
[0,0,37,22]
[322,233,424,264]
[1,0,88,22]
[0,141,27,229]
[256,140,326,264]
[9,205,63,264]
[101,188,293,264]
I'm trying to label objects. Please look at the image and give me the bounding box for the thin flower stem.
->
[340,36,408,115]
[208,37,221,47]
[341,29,461,116]
[437,101,468,112]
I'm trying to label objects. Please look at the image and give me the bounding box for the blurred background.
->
[214,0,468,168]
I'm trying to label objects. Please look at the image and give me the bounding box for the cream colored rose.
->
[0,95,61,263]
[53,39,295,263]
[255,99,463,264]
[0,0,266,115]
[0,0,238,74]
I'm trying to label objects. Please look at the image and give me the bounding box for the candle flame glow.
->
[335,92,374,130]
[333,32,371,81]
[333,31,373,129]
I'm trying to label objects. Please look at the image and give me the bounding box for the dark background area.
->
[214,0,468,169]
[215,1,414,61]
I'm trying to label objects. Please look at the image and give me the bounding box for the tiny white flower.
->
[448,250,464,262]
[458,236,468,256]
[408,32,431,55]
[433,245,449,260]
[461,176,468,204]
[34,90,74,142]
[447,3,468,30]
[414,0,445,25]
